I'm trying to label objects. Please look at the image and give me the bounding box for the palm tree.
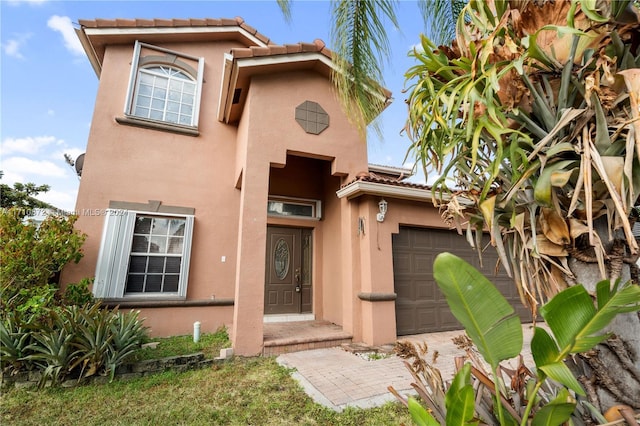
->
[404,0,640,412]
[278,0,464,136]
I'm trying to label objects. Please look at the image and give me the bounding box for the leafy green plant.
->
[0,208,87,318]
[104,309,148,381]
[393,253,640,425]
[71,303,114,379]
[0,313,33,375]
[63,278,94,306]
[24,310,80,387]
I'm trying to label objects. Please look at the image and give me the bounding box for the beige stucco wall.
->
[63,35,375,355]
[350,195,453,346]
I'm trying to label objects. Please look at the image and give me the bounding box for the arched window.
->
[123,41,204,130]
[133,66,196,126]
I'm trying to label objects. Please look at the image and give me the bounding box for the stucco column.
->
[358,197,397,346]
[340,196,359,338]
[231,160,270,356]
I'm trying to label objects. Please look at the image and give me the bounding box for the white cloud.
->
[6,0,49,5]
[47,109,55,117]
[47,15,84,56]
[1,135,59,155]
[37,188,78,211]
[0,169,25,185]
[2,156,68,178]
[1,33,31,59]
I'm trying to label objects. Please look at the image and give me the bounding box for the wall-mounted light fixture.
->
[377,198,388,222]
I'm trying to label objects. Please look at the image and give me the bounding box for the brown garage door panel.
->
[393,227,532,335]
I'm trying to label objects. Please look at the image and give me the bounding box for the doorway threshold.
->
[264,313,315,323]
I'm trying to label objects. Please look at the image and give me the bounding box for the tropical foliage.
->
[405,0,640,305]
[1,303,148,386]
[0,207,87,318]
[403,0,640,410]
[391,253,640,425]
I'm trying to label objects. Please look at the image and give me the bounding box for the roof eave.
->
[336,181,437,203]
[76,27,102,78]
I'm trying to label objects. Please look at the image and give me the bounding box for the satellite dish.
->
[75,153,85,177]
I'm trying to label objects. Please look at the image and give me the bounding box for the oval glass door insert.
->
[274,238,290,280]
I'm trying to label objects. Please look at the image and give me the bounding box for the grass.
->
[1,331,412,425]
[134,328,231,361]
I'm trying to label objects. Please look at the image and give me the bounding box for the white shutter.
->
[93,210,135,298]
[177,215,195,298]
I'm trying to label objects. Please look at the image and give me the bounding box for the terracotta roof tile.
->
[267,45,288,55]
[284,44,303,54]
[342,172,431,191]
[115,18,136,27]
[189,18,208,27]
[136,18,156,27]
[250,46,272,56]
[230,48,254,59]
[78,17,273,47]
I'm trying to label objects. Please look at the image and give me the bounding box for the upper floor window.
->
[134,66,196,126]
[124,41,204,129]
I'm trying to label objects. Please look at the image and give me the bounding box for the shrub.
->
[0,207,87,316]
[1,303,149,387]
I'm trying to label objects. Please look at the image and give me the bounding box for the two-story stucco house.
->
[62,17,529,356]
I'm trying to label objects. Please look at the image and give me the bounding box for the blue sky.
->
[1,0,431,211]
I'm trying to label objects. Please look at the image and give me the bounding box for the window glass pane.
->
[151,98,165,110]
[153,87,167,98]
[134,106,150,117]
[131,236,149,253]
[169,219,185,236]
[165,113,178,123]
[155,77,168,89]
[163,275,179,292]
[129,256,147,273]
[167,101,180,112]
[183,83,196,95]
[183,93,194,104]
[150,110,163,120]
[169,80,183,91]
[138,84,152,96]
[139,73,154,84]
[136,95,151,107]
[165,257,181,273]
[134,217,152,234]
[268,201,314,217]
[149,236,167,253]
[152,218,170,235]
[126,275,145,292]
[147,256,165,273]
[168,90,181,101]
[167,237,183,254]
[182,105,193,115]
[146,275,162,292]
[179,115,192,125]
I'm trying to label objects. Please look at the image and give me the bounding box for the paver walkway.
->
[277,324,540,412]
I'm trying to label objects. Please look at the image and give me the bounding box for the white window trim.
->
[93,209,194,299]
[124,41,204,128]
[267,196,322,220]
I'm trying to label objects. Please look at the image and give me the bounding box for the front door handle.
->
[295,268,301,292]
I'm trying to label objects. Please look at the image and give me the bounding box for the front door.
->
[265,226,312,314]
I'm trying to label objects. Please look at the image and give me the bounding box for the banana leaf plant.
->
[391,253,640,425]
[404,0,640,408]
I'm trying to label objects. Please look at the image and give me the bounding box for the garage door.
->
[393,227,531,335]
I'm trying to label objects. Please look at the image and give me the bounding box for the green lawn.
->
[1,333,411,425]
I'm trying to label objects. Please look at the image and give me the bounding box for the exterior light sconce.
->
[377,198,388,222]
